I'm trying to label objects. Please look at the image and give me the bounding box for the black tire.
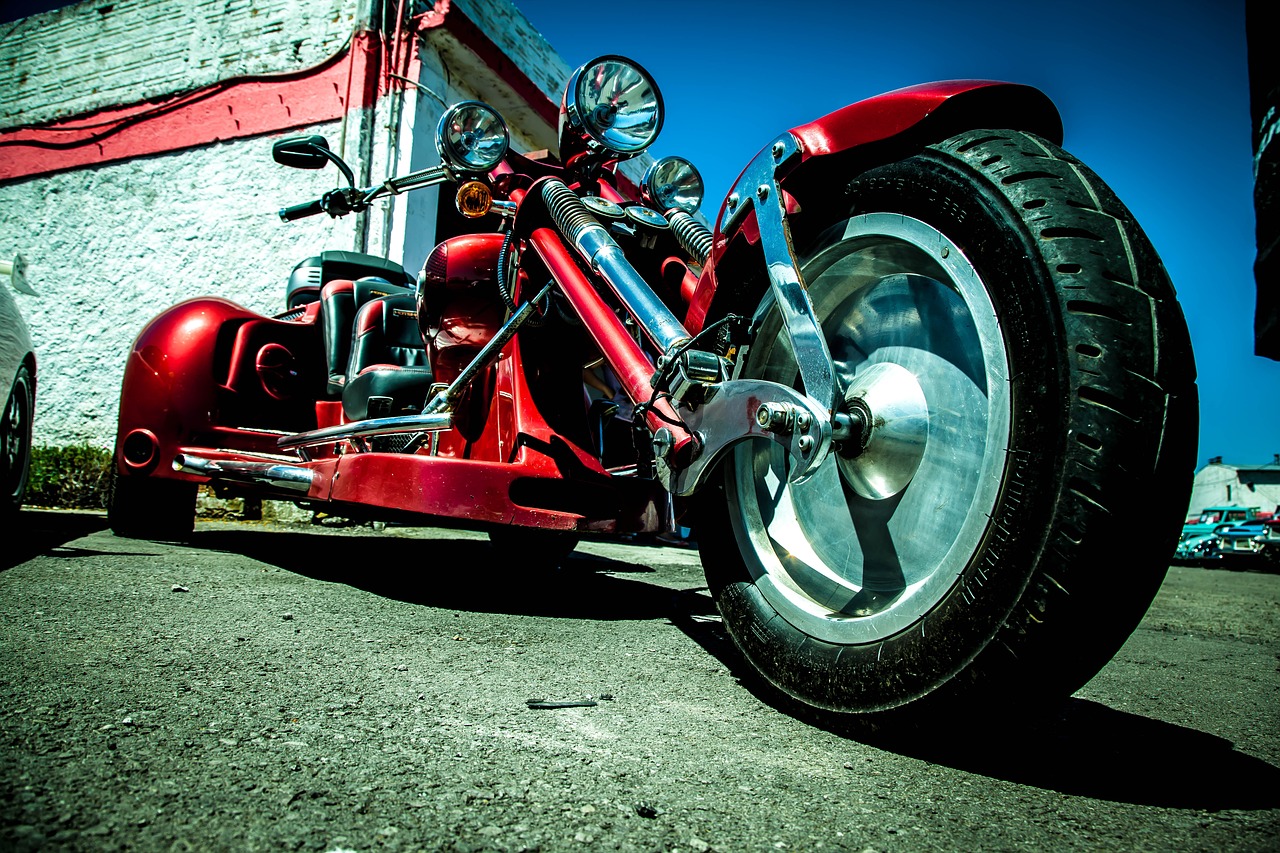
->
[1,364,33,516]
[107,466,197,541]
[487,526,580,568]
[696,129,1198,719]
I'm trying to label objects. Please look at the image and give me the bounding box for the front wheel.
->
[697,129,1198,718]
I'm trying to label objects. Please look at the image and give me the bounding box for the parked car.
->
[0,254,36,517]
[1261,519,1280,566]
[1173,505,1264,565]
[1174,530,1223,563]
[1181,505,1263,537]
[1215,520,1272,558]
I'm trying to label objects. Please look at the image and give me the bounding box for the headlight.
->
[641,156,704,213]
[560,56,663,158]
[436,101,509,173]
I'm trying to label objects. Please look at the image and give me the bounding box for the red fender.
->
[787,79,1061,161]
[115,298,259,476]
[686,80,1063,332]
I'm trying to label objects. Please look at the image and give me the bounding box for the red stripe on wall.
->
[0,32,383,184]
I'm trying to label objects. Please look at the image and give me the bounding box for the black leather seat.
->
[320,275,414,397]
[287,251,415,310]
[341,292,434,421]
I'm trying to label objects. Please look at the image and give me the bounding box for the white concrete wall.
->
[1188,463,1280,516]
[0,123,353,447]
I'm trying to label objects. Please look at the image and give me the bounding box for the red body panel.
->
[788,80,1061,160]
[115,298,307,476]
[115,276,665,532]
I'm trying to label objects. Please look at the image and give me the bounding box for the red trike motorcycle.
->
[109,55,1198,718]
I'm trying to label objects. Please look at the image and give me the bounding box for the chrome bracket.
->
[718,133,836,415]
[655,378,832,496]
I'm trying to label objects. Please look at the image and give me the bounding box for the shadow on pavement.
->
[672,587,1280,813]
[190,526,717,623]
[3,507,110,571]
[854,699,1280,811]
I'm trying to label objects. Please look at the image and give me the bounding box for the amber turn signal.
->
[455,181,493,218]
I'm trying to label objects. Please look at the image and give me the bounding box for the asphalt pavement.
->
[1,508,1278,852]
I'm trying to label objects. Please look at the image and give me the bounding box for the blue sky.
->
[512,0,1275,470]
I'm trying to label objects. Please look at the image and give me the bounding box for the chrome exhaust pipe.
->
[173,453,315,494]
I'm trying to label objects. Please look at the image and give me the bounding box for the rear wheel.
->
[108,466,197,541]
[697,129,1198,718]
[487,526,580,568]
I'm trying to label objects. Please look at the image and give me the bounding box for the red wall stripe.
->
[0,32,382,184]
[0,5,563,187]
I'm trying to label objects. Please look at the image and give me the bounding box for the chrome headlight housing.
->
[436,101,510,174]
[641,156,704,214]
[559,55,663,162]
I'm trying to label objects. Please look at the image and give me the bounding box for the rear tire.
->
[697,129,1198,718]
[108,466,197,541]
[487,526,580,568]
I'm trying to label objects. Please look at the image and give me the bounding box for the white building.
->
[0,0,613,450]
[1187,455,1280,517]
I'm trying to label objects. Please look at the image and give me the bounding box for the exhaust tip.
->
[121,429,160,472]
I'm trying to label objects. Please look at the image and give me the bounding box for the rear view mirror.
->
[273,136,332,170]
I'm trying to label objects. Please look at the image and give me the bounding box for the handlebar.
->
[278,199,327,222]
[277,165,455,225]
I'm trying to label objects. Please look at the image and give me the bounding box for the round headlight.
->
[436,101,509,173]
[563,56,663,156]
[641,156,704,214]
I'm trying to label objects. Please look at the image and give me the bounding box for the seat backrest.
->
[287,251,415,310]
[319,275,412,396]
[340,292,433,421]
[347,292,428,377]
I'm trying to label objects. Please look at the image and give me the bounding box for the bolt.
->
[772,141,786,159]
[756,402,791,432]
[652,427,674,460]
[797,435,814,455]
[940,246,950,258]
[756,184,770,201]
[727,193,739,210]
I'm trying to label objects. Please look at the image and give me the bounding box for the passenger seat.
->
[341,292,434,421]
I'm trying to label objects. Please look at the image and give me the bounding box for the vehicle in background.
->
[1174,505,1280,567]
[1215,520,1271,558]
[0,254,36,518]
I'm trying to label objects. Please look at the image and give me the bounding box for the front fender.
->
[115,297,260,476]
[787,79,1061,161]
[686,80,1062,332]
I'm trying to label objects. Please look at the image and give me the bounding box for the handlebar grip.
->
[278,199,326,222]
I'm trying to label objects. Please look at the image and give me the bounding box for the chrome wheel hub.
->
[727,214,1011,644]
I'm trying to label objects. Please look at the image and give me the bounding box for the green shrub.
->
[26,443,113,509]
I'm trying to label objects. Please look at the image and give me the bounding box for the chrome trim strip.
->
[276,412,454,451]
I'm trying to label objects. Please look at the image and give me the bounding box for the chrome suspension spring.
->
[667,210,713,266]
[541,179,599,243]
